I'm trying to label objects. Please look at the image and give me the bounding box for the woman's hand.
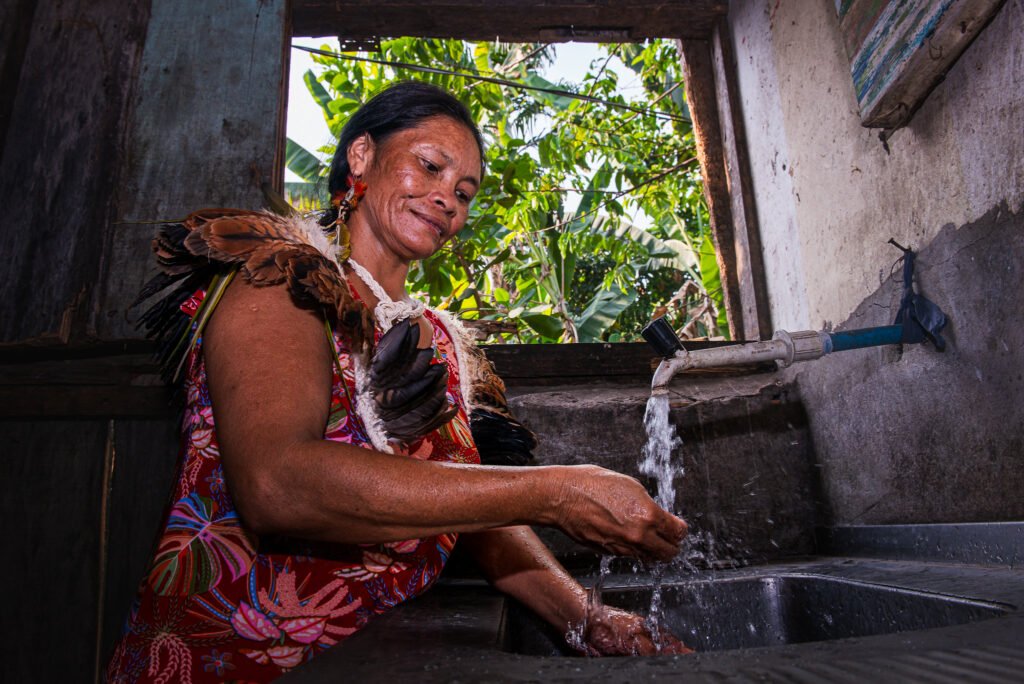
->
[463,527,693,658]
[576,604,693,656]
[553,465,687,562]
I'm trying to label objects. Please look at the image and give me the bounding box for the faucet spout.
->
[651,351,688,396]
[649,330,831,394]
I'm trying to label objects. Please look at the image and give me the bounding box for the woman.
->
[108,82,690,682]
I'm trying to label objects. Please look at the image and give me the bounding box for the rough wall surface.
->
[726,0,1023,524]
[509,375,820,566]
[727,0,1023,330]
[789,204,1024,524]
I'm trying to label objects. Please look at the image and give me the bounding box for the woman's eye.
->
[456,190,471,203]
[421,158,440,173]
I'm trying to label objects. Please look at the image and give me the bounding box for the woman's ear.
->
[346,133,375,178]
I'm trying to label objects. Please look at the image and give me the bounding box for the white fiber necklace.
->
[347,257,425,332]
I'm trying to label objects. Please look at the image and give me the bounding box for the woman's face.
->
[347,115,482,263]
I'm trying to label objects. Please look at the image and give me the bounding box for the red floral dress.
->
[106,310,479,683]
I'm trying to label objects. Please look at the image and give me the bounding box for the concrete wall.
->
[726,0,1024,523]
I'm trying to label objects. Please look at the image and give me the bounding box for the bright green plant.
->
[286,38,727,342]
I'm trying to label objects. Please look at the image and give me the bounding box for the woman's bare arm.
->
[460,527,588,628]
[203,278,686,557]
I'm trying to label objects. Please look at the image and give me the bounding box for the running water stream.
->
[637,394,685,646]
[566,394,688,653]
[640,394,683,512]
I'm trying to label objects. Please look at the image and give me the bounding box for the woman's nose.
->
[432,188,457,215]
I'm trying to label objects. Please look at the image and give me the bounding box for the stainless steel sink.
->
[502,573,1010,655]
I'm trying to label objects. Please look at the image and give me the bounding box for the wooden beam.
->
[0,351,174,417]
[710,20,772,340]
[292,0,727,41]
[677,38,744,340]
[0,341,766,415]
[88,0,291,341]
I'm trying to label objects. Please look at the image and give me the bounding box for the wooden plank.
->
[0,0,151,345]
[0,419,107,680]
[837,0,1007,129]
[483,340,767,386]
[0,350,174,418]
[484,342,658,383]
[0,352,161,387]
[710,21,773,341]
[292,0,728,41]
[0,0,38,160]
[99,417,182,673]
[89,0,290,341]
[676,38,745,341]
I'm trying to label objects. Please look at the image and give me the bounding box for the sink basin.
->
[502,573,1010,655]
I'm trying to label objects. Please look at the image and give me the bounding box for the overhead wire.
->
[293,44,689,123]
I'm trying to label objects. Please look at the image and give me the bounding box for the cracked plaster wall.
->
[726,0,1024,523]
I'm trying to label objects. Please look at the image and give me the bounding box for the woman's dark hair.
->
[322,81,484,224]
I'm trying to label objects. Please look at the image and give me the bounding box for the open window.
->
[284,1,773,345]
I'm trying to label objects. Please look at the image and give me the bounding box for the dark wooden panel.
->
[0,0,39,159]
[0,343,763,414]
[292,0,727,40]
[99,417,182,671]
[0,0,151,344]
[485,342,657,384]
[0,419,107,681]
[677,38,744,340]
[90,0,290,341]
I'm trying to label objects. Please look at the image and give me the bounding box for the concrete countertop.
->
[282,555,1024,683]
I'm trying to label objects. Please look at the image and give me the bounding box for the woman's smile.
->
[410,208,449,242]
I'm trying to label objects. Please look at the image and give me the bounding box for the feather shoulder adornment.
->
[429,310,537,466]
[134,208,373,383]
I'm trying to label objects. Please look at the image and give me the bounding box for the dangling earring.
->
[328,174,367,259]
[331,174,367,224]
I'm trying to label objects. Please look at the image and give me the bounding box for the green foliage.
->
[286,38,727,342]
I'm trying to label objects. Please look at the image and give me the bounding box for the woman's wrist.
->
[521,465,570,527]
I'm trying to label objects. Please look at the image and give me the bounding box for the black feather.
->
[371,320,420,385]
[470,408,537,466]
[375,363,447,418]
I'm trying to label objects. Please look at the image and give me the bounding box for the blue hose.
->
[824,325,904,354]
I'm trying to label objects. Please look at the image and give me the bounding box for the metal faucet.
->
[641,317,907,396]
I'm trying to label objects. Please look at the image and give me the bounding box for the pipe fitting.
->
[772,329,828,367]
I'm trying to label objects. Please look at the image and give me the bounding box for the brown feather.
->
[175,209,372,353]
[466,345,515,419]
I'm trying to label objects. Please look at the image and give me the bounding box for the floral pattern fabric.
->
[107,310,479,683]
